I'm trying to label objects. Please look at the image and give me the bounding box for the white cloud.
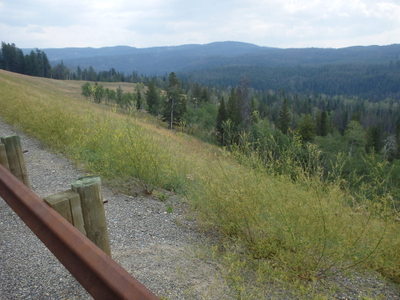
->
[0,0,399,48]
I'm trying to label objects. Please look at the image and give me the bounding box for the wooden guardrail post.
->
[72,176,111,256]
[0,135,30,187]
[0,143,10,170]
[44,190,87,235]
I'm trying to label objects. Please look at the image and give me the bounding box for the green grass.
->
[1,70,399,297]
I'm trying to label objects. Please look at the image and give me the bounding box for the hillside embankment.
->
[1,69,400,299]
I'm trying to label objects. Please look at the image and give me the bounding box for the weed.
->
[153,190,168,202]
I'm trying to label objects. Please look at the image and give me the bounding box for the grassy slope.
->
[1,70,399,297]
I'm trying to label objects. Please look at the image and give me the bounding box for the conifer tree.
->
[200,88,210,102]
[298,114,316,142]
[121,92,133,108]
[163,72,186,129]
[236,80,251,129]
[116,86,123,106]
[366,126,383,153]
[396,121,400,159]
[317,110,328,136]
[216,98,228,145]
[1,42,25,73]
[227,88,241,128]
[136,89,142,110]
[39,50,51,77]
[146,81,160,115]
[278,99,291,134]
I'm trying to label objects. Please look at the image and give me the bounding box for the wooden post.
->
[0,136,30,187]
[44,190,87,235]
[0,143,10,170]
[71,176,111,256]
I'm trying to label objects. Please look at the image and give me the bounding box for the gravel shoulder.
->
[0,120,231,300]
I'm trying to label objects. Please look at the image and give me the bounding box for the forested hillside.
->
[28,41,400,100]
[184,61,400,100]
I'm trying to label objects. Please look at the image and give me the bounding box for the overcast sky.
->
[1,0,399,49]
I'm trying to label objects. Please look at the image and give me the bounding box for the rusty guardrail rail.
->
[0,164,159,300]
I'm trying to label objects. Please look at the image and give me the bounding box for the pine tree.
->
[51,61,69,79]
[0,51,3,69]
[227,88,241,128]
[76,66,82,80]
[366,126,383,153]
[136,89,142,110]
[236,80,251,129]
[121,92,133,108]
[39,50,51,77]
[317,110,328,136]
[298,114,316,142]
[146,81,160,115]
[163,72,186,129]
[396,121,400,159]
[1,42,25,73]
[278,99,291,134]
[200,88,210,102]
[116,86,123,106]
[216,98,229,145]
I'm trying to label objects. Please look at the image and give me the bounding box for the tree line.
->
[81,72,187,129]
[0,42,142,82]
[0,42,51,77]
[51,62,142,82]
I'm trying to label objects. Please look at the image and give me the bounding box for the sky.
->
[1,0,400,49]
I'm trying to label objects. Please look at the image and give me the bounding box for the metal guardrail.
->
[0,164,159,300]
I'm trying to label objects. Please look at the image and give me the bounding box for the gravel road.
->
[1,119,400,300]
[0,120,230,300]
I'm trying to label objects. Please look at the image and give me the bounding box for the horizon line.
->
[17,40,400,51]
